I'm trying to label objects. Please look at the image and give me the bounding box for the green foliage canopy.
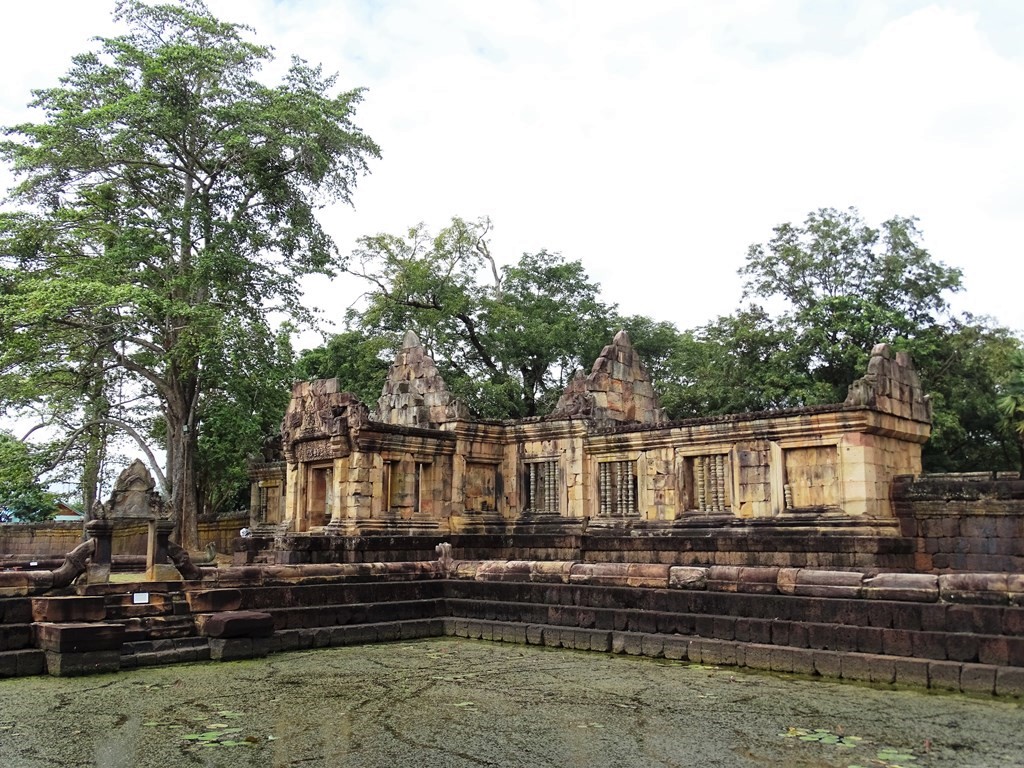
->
[0,0,378,545]
[344,217,615,418]
[0,430,58,522]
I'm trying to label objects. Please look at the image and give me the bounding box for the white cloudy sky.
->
[1,0,1021,344]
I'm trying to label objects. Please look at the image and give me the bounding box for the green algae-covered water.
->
[1,639,1021,768]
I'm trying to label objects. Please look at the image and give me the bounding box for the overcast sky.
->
[1,0,1021,346]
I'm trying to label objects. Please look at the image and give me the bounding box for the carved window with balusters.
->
[597,460,638,516]
[524,460,559,514]
[685,454,730,513]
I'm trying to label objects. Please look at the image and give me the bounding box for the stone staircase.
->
[0,596,44,677]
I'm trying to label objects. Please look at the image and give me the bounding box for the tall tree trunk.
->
[167,415,201,550]
[80,357,109,527]
[166,380,201,550]
[80,427,104,520]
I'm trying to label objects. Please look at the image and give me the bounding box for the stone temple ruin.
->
[2,331,1023,700]
[249,329,930,540]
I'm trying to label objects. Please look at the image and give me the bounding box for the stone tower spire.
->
[374,330,469,428]
[551,329,665,425]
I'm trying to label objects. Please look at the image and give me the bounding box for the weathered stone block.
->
[641,634,664,658]
[622,633,644,656]
[0,572,31,597]
[531,561,576,584]
[946,634,979,663]
[793,570,864,598]
[977,637,1009,666]
[776,568,800,595]
[723,567,780,594]
[881,629,913,657]
[960,663,996,695]
[209,637,264,661]
[833,625,859,653]
[893,658,930,688]
[939,573,1009,605]
[626,564,671,589]
[0,624,31,653]
[857,627,884,655]
[741,618,773,645]
[862,573,939,602]
[668,567,707,590]
[31,596,105,623]
[790,649,816,676]
[909,630,946,663]
[769,647,796,673]
[34,622,125,653]
[45,649,120,676]
[812,650,842,679]
[584,629,611,652]
[0,652,18,677]
[928,660,962,691]
[806,623,835,650]
[662,636,688,660]
[743,644,771,671]
[198,611,274,639]
[995,667,1024,697]
[185,589,242,613]
[770,621,790,646]
[701,639,737,667]
[840,654,872,682]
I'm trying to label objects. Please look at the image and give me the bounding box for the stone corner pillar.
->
[84,520,114,566]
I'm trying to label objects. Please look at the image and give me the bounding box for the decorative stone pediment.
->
[281,378,369,463]
[551,330,666,425]
[99,459,165,520]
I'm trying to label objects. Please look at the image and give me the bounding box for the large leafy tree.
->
[663,307,824,419]
[0,430,59,522]
[295,329,392,407]
[193,321,295,518]
[343,217,616,418]
[997,351,1024,474]
[0,0,379,546]
[692,207,1022,472]
[740,207,964,398]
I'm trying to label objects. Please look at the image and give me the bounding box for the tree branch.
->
[38,417,168,495]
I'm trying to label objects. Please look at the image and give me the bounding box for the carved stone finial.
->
[402,329,421,349]
[104,459,165,520]
[435,542,454,576]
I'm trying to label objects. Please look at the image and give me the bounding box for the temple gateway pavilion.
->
[248,330,930,540]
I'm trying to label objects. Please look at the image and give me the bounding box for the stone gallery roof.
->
[281,333,933,445]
